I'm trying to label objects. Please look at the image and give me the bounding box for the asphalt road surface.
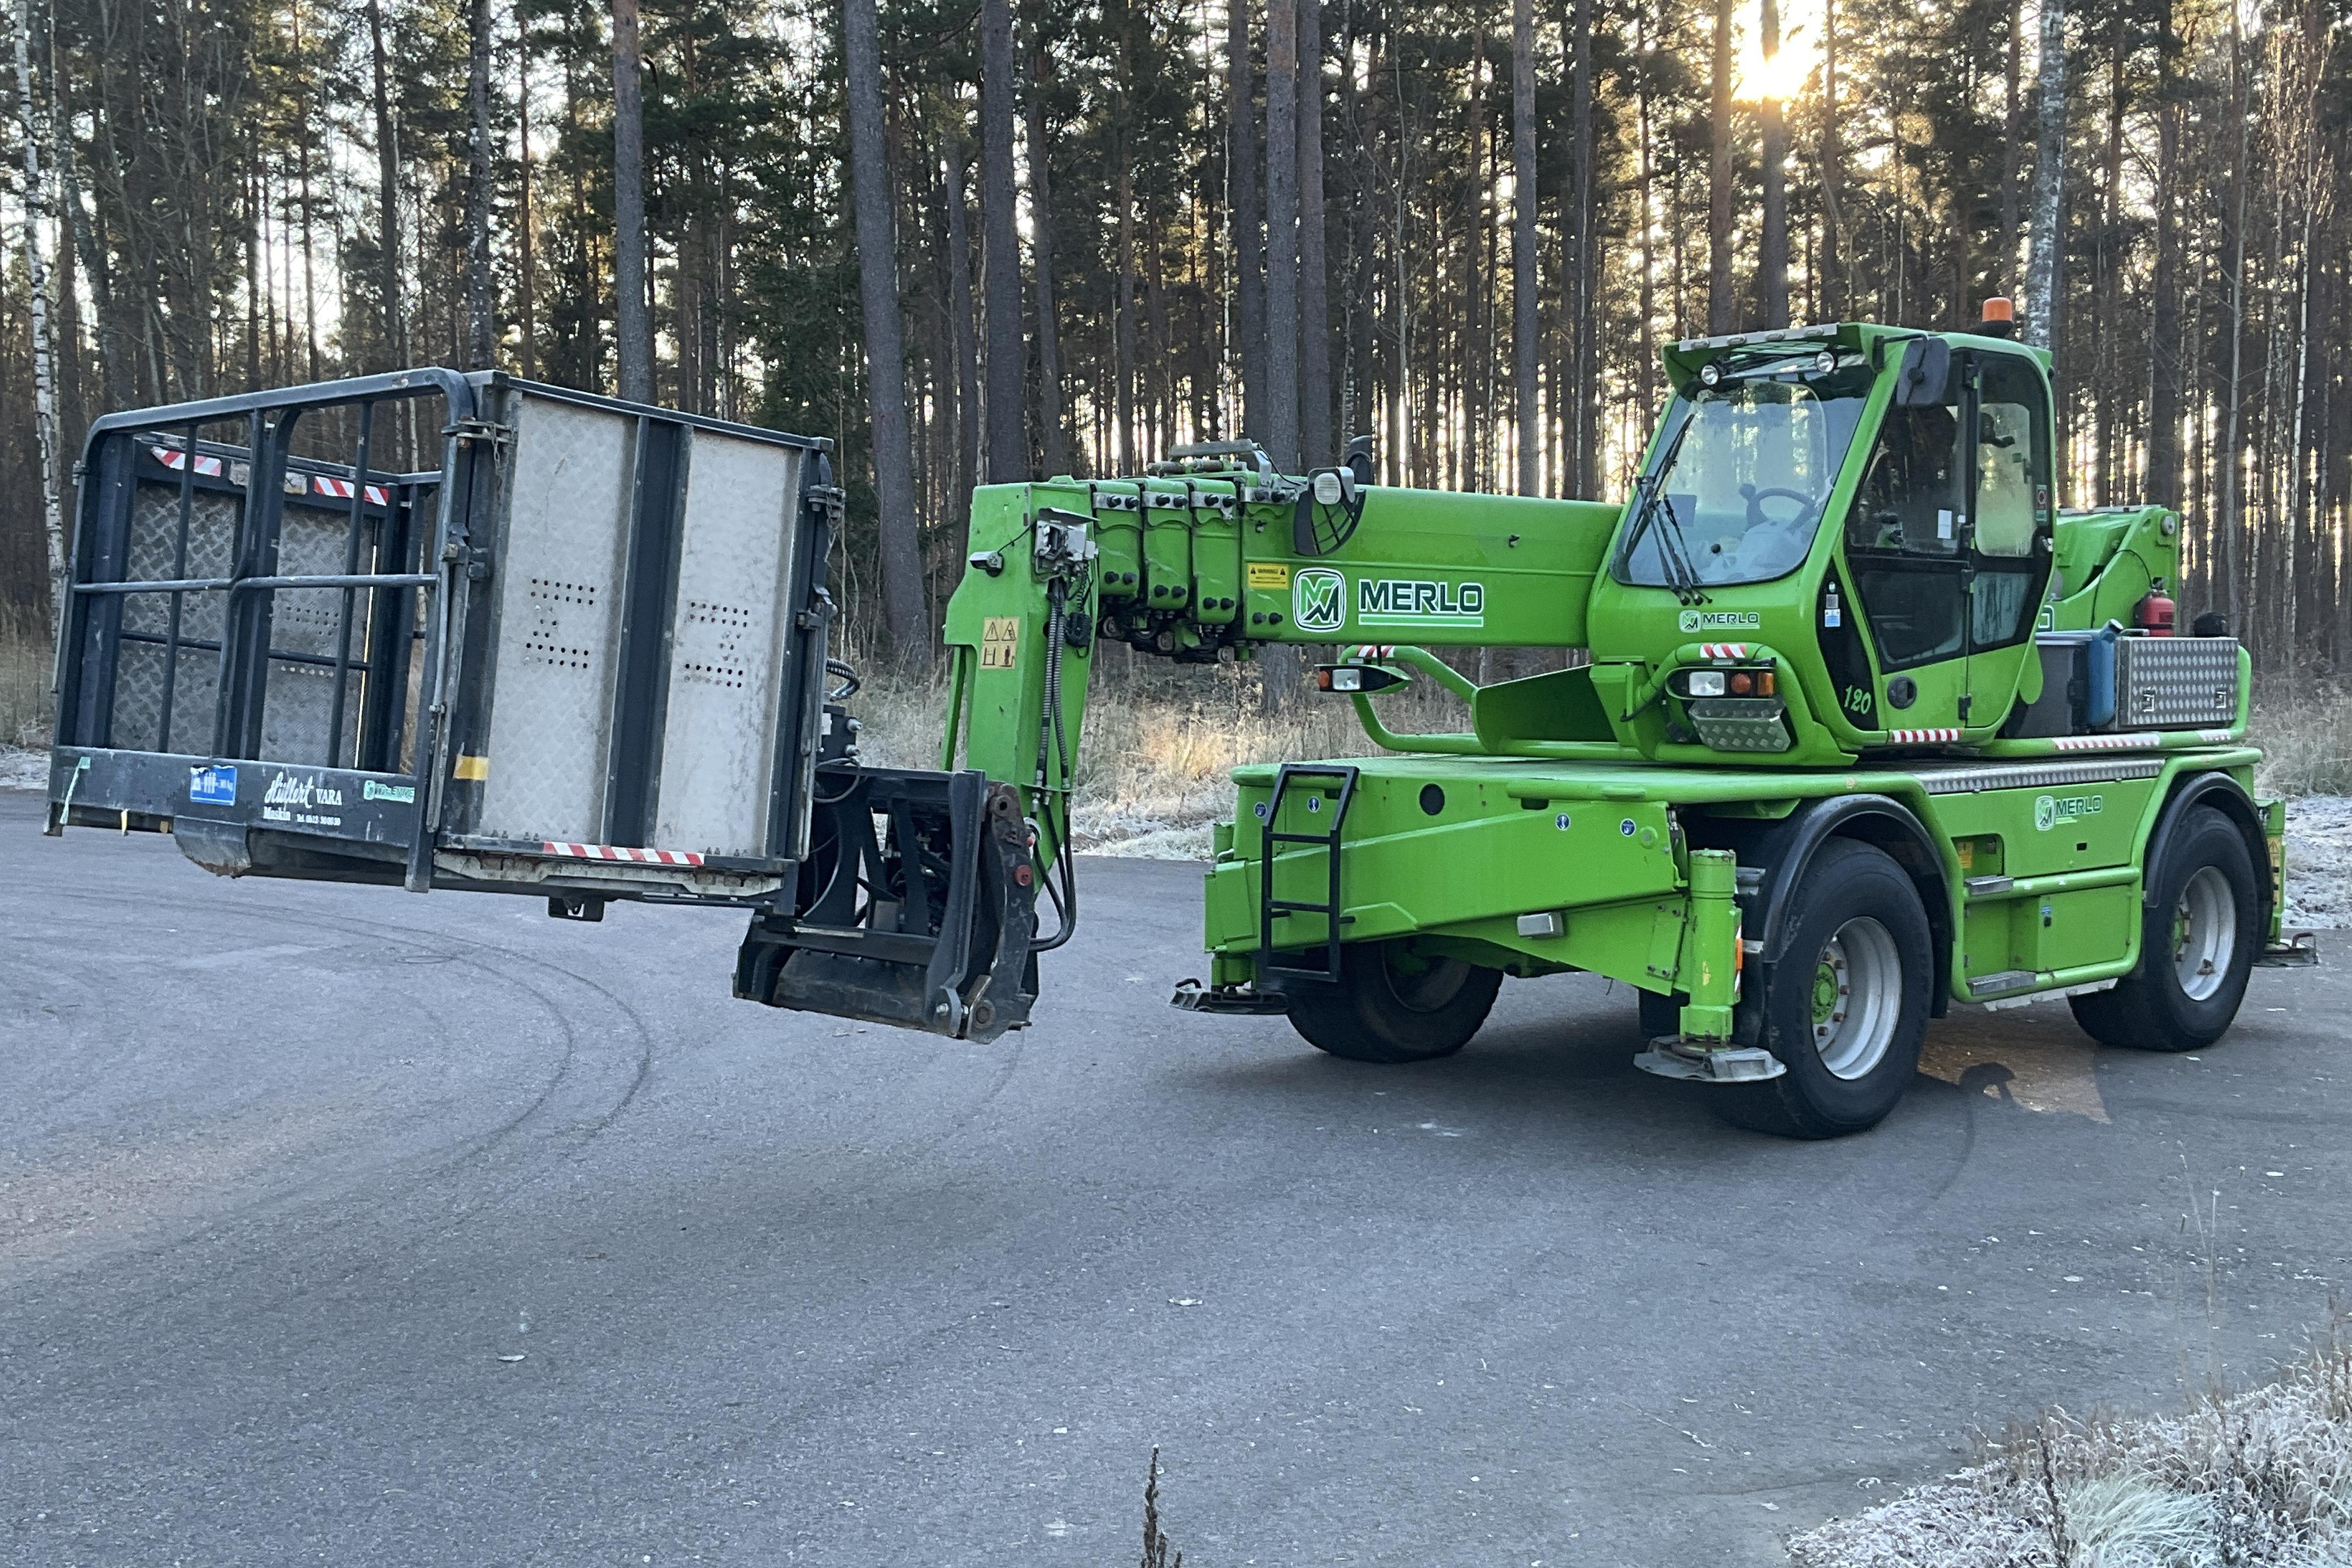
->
[5,787,2348,1566]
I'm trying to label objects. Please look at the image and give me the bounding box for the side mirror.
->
[1894,337,1952,407]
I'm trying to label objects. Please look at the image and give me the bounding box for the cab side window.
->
[1845,374,1966,668]
[1969,354,2050,650]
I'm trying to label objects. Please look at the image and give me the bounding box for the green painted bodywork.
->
[933,321,2281,1045]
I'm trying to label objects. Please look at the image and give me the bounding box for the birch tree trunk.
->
[2023,0,2064,352]
[842,0,930,665]
[12,0,66,642]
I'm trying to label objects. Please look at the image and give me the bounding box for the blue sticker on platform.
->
[189,764,237,804]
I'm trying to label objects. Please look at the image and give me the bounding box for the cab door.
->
[1840,345,2052,739]
[1842,351,1971,737]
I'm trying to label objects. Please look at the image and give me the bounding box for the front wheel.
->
[1285,940,1502,1064]
[1714,839,1933,1139]
[2070,807,2259,1052]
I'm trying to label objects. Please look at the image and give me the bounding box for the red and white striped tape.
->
[1885,727,1964,744]
[1697,642,1749,660]
[1347,643,1398,661]
[151,445,224,477]
[540,841,706,867]
[2052,728,2239,751]
[312,474,391,506]
[150,445,388,506]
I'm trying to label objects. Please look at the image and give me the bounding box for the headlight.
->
[1684,669,1727,698]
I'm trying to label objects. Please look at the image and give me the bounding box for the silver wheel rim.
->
[1810,917,1902,1080]
[2173,865,2236,1002]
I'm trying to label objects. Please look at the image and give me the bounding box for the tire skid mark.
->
[13,887,663,1279]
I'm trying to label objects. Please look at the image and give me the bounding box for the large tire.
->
[1285,940,1502,1064]
[2070,807,2258,1052]
[1715,839,1933,1139]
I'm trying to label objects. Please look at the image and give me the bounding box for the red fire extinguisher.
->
[2137,587,2177,636]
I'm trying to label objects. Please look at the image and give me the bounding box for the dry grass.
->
[852,656,1473,859]
[2252,685,2352,800]
[1788,1315,2352,1567]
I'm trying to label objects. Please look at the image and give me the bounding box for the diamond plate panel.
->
[2115,636,2241,730]
[110,483,237,751]
[257,501,372,763]
[473,393,635,841]
[652,432,804,855]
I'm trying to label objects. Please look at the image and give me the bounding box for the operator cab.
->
[1606,308,2055,757]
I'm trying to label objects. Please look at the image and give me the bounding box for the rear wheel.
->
[1285,940,1502,1064]
[2070,807,2258,1052]
[1715,839,1932,1139]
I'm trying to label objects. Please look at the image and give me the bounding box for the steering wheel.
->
[1744,485,1816,528]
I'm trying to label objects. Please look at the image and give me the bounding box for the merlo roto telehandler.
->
[45,306,2316,1137]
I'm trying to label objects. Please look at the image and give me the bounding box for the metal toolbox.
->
[50,370,840,905]
[2113,634,2242,731]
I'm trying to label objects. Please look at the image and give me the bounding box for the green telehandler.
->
[746,306,2317,1138]
[45,307,2317,1138]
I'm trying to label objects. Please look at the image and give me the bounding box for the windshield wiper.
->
[1621,412,1710,604]
[1652,491,1710,605]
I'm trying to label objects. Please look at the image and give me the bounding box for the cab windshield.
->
[1612,365,1871,589]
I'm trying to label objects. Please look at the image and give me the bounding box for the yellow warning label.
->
[980,617,1020,670]
[452,754,490,782]
[1247,562,1292,590]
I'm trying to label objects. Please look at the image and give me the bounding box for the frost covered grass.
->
[1788,1317,2352,1568]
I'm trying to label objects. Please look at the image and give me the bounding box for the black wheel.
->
[2070,807,2258,1052]
[1285,940,1502,1064]
[1714,839,1933,1139]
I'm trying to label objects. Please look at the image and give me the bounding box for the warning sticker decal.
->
[981,617,1020,670]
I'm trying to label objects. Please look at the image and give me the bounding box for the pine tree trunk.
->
[1025,51,1069,476]
[2146,38,2181,509]
[1263,0,1300,470]
[978,0,1025,481]
[1819,0,1845,318]
[842,0,930,665]
[517,43,536,380]
[1570,0,1597,492]
[944,134,982,507]
[610,0,652,401]
[1227,0,1265,442]
[464,0,495,368]
[1707,0,1734,333]
[1758,0,1787,327]
[1296,0,1329,468]
[1511,0,1537,496]
[366,0,405,376]
[2217,6,2248,635]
